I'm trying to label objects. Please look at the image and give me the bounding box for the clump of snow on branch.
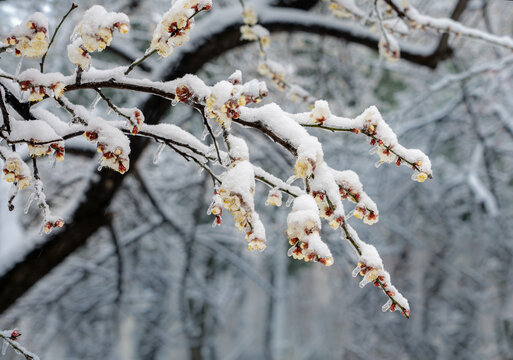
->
[204,75,267,128]
[218,137,266,251]
[73,5,129,52]
[18,69,66,102]
[348,227,410,317]
[0,148,31,190]
[286,195,334,266]
[4,12,49,58]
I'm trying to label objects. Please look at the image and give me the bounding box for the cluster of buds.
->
[205,77,268,128]
[83,130,129,174]
[43,217,64,234]
[373,144,399,167]
[326,0,358,18]
[311,190,344,230]
[294,154,316,179]
[218,161,266,251]
[352,261,410,317]
[20,81,45,102]
[378,32,400,63]
[352,261,382,288]
[309,100,331,125]
[4,12,49,58]
[151,0,212,57]
[2,156,31,190]
[240,23,270,50]
[67,39,91,70]
[73,5,129,53]
[128,109,144,135]
[353,204,378,225]
[413,169,429,183]
[20,80,66,102]
[174,85,193,103]
[239,5,270,50]
[287,84,312,104]
[333,170,380,225]
[286,195,334,266]
[27,142,65,162]
[266,188,282,207]
[9,330,21,341]
[207,192,223,226]
[258,62,286,91]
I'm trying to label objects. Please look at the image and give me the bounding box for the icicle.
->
[24,191,35,214]
[382,299,392,312]
[14,56,24,79]
[201,127,209,141]
[213,125,223,137]
[345,209,355,220]
[90,93,101,110]
[153,142,165,165]
[287,246,295,257]
[359,277,372,288]
[351,265,361,278]
[206,144,216,158]
[1,340,8,355]
[285,195,294,207]
[286,175,296,185]
[374,161,383,168]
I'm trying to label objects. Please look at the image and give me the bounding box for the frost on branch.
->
[4,12,49,58]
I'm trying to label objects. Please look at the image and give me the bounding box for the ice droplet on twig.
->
[1,340,8,356]
[24,192,35,214]
[153,143,165,165]
[352,266,361,278]
[285,195,293,207]
[201,127,209,141]
[359,277,371,288]
[90,93,101,110]
[382,299,392,312]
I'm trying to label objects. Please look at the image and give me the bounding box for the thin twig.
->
[0,332,37,360]
[202,116,222,164]
[95,88,130,119]
[40,3,78,72]
[124,49,157,75]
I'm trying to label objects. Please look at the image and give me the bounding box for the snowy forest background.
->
[1,0,513,359]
